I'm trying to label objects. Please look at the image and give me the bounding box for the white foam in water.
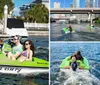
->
[59,69,100,85]
[92,66,100,74]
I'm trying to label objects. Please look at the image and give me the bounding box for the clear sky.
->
[13,0,98,16]
[50,0,98,8]
[13,0,33,16]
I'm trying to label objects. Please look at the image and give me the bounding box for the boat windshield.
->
[7,18,24,29]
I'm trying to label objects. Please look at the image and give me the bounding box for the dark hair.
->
[77,51,81,55]
[69,25,72,28]
[0,39,3,43]
[70,51,84,61]
[23,40,34,56]
[76,51,83,61]
[70,54,76,60]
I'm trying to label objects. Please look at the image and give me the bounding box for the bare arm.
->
[65,66,70,69]
[11,52,21,59]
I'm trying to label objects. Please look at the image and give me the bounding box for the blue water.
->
[50,42,100,85]
[0,73,49,85]
[27,36,48,48]
[27,36,49,60]
[50,23,100,41]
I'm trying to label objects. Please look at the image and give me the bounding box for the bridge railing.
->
[50,8,100,14]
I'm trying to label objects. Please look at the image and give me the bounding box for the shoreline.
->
[28,31,49,37]
[0,30,49,37]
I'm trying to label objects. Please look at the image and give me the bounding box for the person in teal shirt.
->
[7,35,23,60]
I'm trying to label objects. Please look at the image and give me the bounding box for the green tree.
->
[96,18,100,24]
[24,3,49,23]
[0,0,14,19]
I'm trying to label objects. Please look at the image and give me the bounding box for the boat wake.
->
[57,69,100,85]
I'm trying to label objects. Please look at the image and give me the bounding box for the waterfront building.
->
[19,0,49,16]
[54,2,60,18]
[85,0,96,8]
[98,0,100,7]
[73,0,80,8]
[70,3,73,8]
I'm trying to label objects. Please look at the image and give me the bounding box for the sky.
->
[50,0,98,8]
[12,0,99,16]
[13,0,33,16]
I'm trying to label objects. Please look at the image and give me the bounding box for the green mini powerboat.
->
[63,28,75,34]
[0,53,49,68]
[60,56,90,70]
[0,43,49,74]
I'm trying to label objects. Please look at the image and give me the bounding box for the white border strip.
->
[49,0,50,85]
[50,41,100,43]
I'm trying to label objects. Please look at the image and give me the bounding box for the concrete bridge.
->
[51,8,100,25]
[50,8,100,14]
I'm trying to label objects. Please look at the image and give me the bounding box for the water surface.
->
[50,42,100,85]
[50,23,100,41]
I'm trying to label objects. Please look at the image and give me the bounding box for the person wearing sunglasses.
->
[18,40,34,62]
[7,35,23,60]
[0,39,3,52]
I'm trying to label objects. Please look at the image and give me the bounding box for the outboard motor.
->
[71,61,78,71]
